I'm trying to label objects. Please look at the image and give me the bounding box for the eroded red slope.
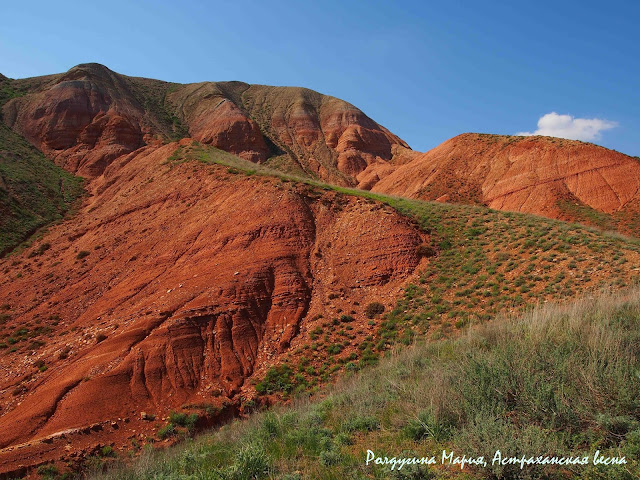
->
[373,133,640,227]
[2,63,410,186]
[0,141,426,474]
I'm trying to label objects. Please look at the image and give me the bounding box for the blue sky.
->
[1,0,638,155]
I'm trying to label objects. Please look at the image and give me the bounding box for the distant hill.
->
[372,133,640,236]
[2,63,407,185]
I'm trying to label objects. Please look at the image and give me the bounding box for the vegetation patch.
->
[87,290,640,479]
[0,123,84,256]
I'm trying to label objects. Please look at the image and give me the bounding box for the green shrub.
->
[256,364,295,395]
[342,415,380,433]
[169,411,199,430]
[231,443,271,479]
[100,445,116,457]
[404,410,452,442]
[37,463,59,477]
[319,448,342,466]
[157,423,175,439]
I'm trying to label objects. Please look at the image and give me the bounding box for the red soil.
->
[373,133,640,225]
[0,141,425,474]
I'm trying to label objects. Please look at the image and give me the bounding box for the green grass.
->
[126,76,190,141]
[0,123,84,256]
[558,193,640,238]
[0,75,29,106]
[88,289,640,480]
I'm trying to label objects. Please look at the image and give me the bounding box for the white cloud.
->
[516,112,617,141]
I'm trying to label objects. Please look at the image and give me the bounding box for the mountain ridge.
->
[2,63,408,185]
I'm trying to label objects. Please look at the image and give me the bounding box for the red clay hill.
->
[0,141,427,475]
[0,64,425,475]
[2,63,408,184]
[372,133,640,234]
[1,64,639,476]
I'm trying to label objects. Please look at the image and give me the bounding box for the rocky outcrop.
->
[167,81,409,184]
[168,82,270,162]
[238,85,409,184]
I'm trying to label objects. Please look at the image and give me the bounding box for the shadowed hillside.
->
[0,75,83,256]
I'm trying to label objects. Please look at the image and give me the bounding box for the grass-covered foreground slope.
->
[89,289,640,480]
[0,123,84,256]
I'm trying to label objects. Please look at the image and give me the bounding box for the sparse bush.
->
[157,423,175,439]
[342,415,380,433]
[37,463,59,478]
[319,448,342,466]
[404,410,452,442]
[100,445,116,457]
[416,243,436,257]
[58,346,71,359]
[169,411,199,430]
[231,443,271,479]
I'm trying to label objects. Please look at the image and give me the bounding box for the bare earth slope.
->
[167,81,408,185]
[373,133,640,234]
[0,142,424,474]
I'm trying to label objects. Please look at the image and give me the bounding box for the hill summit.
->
[372,133,640,235]
[2,63,407,184]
